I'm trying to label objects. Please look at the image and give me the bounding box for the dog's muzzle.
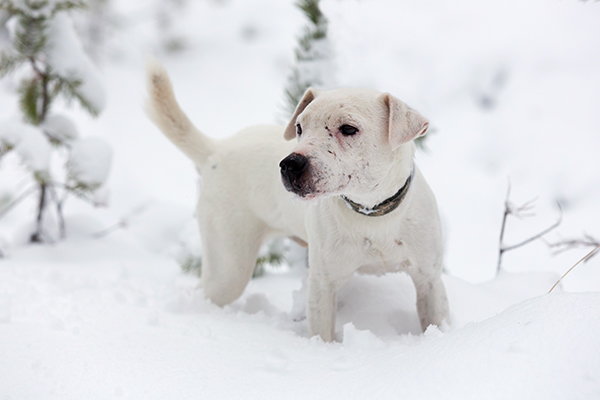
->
[280,153,310,196]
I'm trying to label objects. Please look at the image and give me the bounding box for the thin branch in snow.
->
[501,205,562,253]
[92,220,128,239]
[30,182,48,243]
[548,244,600,294]
[48,183,67,239]
[50,181,99,207]
[92,203,149,239]
[497,182,513,263]
[542,233,600,262]
[506,196,539,219]
[496,183,562,274]
[0,185,38,219]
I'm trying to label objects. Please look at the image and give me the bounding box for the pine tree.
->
[72,0,113,62]
[283,0,334,117]
[0,0,112,243]
[282,0,429,148]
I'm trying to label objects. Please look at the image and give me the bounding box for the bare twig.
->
[0,186,38,219]
[91,203,150,239]
[497,183,511,268]
[50,182,98,206]
[501,204,562,253]
[548,244,600,293]
[542,234,600,262]
[496,182,562,274]
[48,184,67,239]
[92,220,128,238]
[30,182,48,243]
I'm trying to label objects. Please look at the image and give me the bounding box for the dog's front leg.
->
[306,251,356,342]
[306,269,337,342]
[409,269,450,331]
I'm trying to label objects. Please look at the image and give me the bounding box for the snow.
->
[1,0,600,398]
[68,136,112,189]
[0,118,51,173]
[45,13,106,114]
[41,113,79,142]
[294,36,337,91]
[0,236,597,399]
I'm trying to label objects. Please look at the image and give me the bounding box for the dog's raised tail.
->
[145,56,215,166]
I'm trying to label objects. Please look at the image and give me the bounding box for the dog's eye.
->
[296,124,302,136]
[340,125,358,136]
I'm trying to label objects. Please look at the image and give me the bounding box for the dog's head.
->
[279,88,428,201]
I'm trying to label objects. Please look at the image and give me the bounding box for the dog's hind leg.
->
[198,210,268,307]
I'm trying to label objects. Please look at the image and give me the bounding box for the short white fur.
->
[145,58,449,342]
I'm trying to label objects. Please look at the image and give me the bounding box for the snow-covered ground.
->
[1,0,600,398]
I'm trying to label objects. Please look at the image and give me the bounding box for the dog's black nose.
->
[280,153,309,191]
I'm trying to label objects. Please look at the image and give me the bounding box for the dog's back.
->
[145,58,308,240]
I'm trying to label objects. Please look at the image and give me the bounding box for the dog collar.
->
[341,164,415,217]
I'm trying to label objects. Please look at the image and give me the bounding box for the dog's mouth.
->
[281,173,316,198]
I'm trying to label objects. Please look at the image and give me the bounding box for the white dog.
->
[146,60,449,342]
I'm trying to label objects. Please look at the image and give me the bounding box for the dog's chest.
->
[354,231,411,274]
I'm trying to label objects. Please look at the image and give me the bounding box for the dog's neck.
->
[338,142,415,215]
[341,164,415,217]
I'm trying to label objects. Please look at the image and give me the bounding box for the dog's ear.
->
[380,93,429,150]
[284,88,319,141]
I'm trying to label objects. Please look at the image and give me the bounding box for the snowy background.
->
[1,0,600,398]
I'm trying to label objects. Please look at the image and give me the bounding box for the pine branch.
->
[284,0,329,117]
[0,1,18,14]
[297,26,326,58]
[17,0,50,12]
[52,74,101,117]
[1,0,104,243]
[14,15,47,58]
[0,50,27,78]
[258,250,285,267]
[0,0,86,16]
[18,77,43,125]
[33,170,51,184]
[52,0,87,15]
[284,69,311,115]
[53,181,101,205]
[180,256,202,277]
[296,0,324,26]
[0,145,14,158]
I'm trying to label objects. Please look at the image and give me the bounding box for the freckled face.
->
[286,90,396,199]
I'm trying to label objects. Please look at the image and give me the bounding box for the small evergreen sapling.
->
[0,0,111,243]
[282,0,429,149]
[283,0,334,118]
